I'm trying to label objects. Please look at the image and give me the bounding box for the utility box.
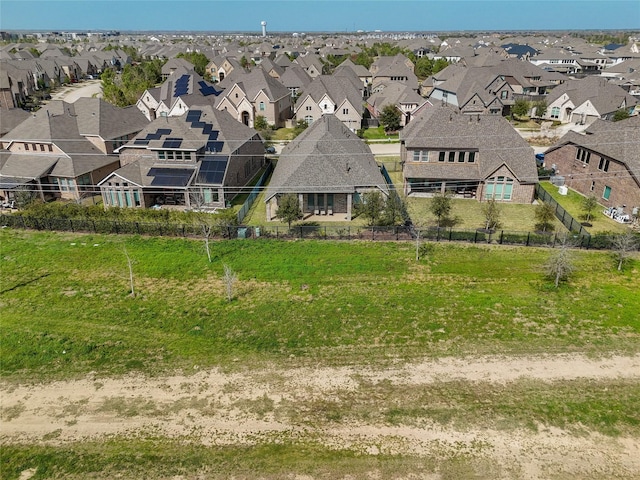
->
[558,185,568,195]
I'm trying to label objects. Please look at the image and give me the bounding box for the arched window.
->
[259,101,265,111]
[304,115,313,124]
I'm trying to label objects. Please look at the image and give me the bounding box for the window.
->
[438,152,445,162]
[500,90,508,99]
[458,152,466,162]
[48,144,53,152]
[24,143,29,151]
[484,176,514,201]
[159,151,166,160]
[259,101,265,111]
[468,151,476,163]
[413,151,421,161]
[550,107,560,119]
[448,152,455,162]
[305,105,312,111]
[603,185,611,200]
[343,108,349,115]
[304,115,313,124]
[590,181,595,192]
[598,157,610,172]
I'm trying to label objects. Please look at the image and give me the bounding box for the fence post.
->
[299,226,302,239]
[436,228,441,242]
[449,228,453,241]
[499,230,503,244]
[69,219,74,232]
[372,227,375,241]
[526,232,530,247]
[348,226,350,240]
[114,222,119,234]
[92,220,96,233]
[136,222,140,235]
[474,230,478,243]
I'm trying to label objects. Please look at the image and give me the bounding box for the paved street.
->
[50,80,102,103]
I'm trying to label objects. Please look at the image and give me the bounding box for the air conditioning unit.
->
[558,185,568,195]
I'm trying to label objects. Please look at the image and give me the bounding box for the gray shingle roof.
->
[265,114,388,201]
[401,106,537,183]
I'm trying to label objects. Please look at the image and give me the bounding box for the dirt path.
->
[2,353,640,478]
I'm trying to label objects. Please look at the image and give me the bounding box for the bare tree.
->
[222,264,238,302]
[480,198,502,231]
[581,195,598,224]
[122,243,135,297]
[611,231,639,271]
[545,236,575,288]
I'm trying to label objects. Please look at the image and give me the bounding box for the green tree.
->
[382,192,407,226]
[429,191,453,228]
[292,119,308,138]
[414,57,434,79]
[613,109,630,122]
[512,98,530,119]
[254,115,269,131]
[355,190,386,226]
[534,202,556,233]
[176,52,209,77]
[432,58,449,74]
[532,100,548,118]
[276,194,303,229]
[240,56,249,69]
[379,104,402,133]
[581,195,598,223]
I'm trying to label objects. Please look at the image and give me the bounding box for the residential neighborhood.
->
[2,4,640,479]
[2,29,640,228]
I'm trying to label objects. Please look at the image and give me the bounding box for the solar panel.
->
[186,110,201,122]
[148,168,194,187]
[162,138,183,149]
[198,81,220,97]
[206,141,224,153]
[197,157,228,184]
[134,139,150,145]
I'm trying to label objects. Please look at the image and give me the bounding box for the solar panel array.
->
[197,156,229,184]
[184,110,225,154]
[133,128,173,145]
[174,74,190,97]
[198,81,221,97]
[162,137,183,149]
[148,168,194,187]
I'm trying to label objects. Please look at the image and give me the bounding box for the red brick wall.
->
[545,144,640,210]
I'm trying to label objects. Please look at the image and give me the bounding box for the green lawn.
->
[2,229,638,382]
[539,181,630,234]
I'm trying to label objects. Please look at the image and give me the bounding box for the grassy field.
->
[2,230,639,479]
[2,229,639,381]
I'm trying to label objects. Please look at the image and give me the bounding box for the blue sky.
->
[1,0,639,32]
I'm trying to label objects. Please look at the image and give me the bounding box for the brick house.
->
[400,106,538,203]
[543,116,640,216]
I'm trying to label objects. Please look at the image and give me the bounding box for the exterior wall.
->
[544,144,640,211]
[295,96,322,124]
[334,100,362,132]
[119,148,151,167]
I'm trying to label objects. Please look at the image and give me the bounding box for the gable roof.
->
[546,76,639,114]
[296,75,363,114]
[401,106,537,183]
[265,114,388,201]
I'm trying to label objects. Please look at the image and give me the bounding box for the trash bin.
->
[237,227,247,239]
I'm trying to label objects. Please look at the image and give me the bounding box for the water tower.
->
[261,21,267,37]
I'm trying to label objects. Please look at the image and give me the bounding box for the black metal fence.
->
[3,214,636,250]
[535,184,590,237]
[236,161,274,224]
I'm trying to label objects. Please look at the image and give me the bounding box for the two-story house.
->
[543,115,640,217]
[294,75,363,132]
[99,106,264,210]
[400,106,538,203]
[215,67,292,128]
[0,99,149,203]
